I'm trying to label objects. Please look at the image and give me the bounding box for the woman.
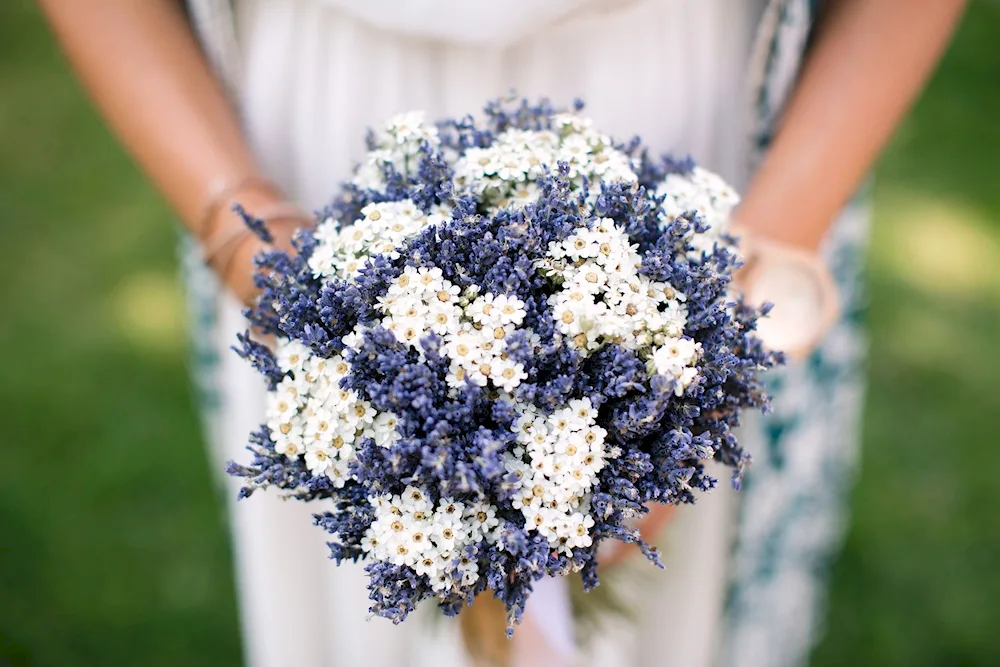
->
[38,1,965,665]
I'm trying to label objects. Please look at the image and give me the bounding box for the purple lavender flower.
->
[226,97,780,631]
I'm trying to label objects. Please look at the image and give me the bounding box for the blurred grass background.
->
[1,1,998,665]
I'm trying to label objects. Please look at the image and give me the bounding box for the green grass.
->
[811,4,1000,664]
[0,2,239,666]
[1,2,999,666]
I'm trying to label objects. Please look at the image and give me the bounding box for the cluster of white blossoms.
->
[504,399,611,555]
[308,199,448,281]
[266,110,735,578]
[309,111,647,286]
[454,113,637,210]
[363,487,501,592]
[373,266,533,392]
[266,338,400,486]
[231,104,780,624]
[657,166,741,254]
[537,218,701,395]
[352,111,441,190]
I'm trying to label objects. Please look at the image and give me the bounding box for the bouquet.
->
[228,98,779,632]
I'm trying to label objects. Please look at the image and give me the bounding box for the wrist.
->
[199,185,312,304]
[730,213,825,255]
[730,224,839,359]
[196,174,285,240]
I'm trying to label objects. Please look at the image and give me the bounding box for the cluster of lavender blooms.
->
[228,98,779,632]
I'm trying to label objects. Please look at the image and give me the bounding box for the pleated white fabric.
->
[313,0,600,47]
[207,1,767,665]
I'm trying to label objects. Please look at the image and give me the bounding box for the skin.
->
[36,0,297,303]
[736,0,968,252]
[39,0,965,583]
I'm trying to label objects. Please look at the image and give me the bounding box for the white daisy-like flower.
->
[385,110,438,148]
[325,458,352,488]
[492,357,527,392]
[504,397,614,548]
[266,341,400,484]
[273,427,305,460]
[308,200,435,282]
[304,442,335,476]
[303,409,337,445]
[368,412,401,448]
[551,112,592,134]
[454,119,635,211]
[489,294,527,327]
[276,339,311,374]
[266,383,301,423]
[444,328,484,363]
[650,337,702,395]
[658,166,740,253]
[465,293,500,327]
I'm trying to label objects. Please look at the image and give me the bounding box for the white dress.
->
[183,1,868,666]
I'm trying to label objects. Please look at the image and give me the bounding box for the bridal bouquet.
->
[228,99,779,631]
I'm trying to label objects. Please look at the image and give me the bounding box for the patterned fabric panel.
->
[719,1,869,665]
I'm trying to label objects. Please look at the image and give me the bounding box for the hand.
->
[223,213,306,306]
[729,222,839,360]
[202,185,312,305]
[599,504,676,569]
[459,594,512,667]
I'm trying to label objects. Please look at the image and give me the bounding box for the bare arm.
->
[36,0,302,302]
[737,0,968,251]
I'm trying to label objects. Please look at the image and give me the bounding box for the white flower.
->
[566,513,595,550]
[551,297,586,336]
[464,503,500,541]
[351,149,393,191]
[490,294,527,327]
[303,410,336,445]
[651,337,702,395]
[325,458,352,488]
[444,329,484,365]
[658,166,740,253]
[304,443,335,476]
[511,181,541,205]
[521,503,546,531]
[466,293,500,327]
[431,522,462,553]
[307,223,341,279]
[467,358,496,387]
[652,337,699,372]
[363,489,494,587]
[551,112,592,134]
[505,396,612,549]
[459,147,499,178]
[492,357,527,392]
[414,266,445,290]
[428,282,461,309]
[385,110,438,147]
[495,151,529,182]
[272,422,305,459]
[266,385,301,424]
[414,555,443,579]
[276,339,311,374]
[310,200,436,282]
[445,364,471,389]
[567,398,595,423]
[458,559,480,587]
[368,412,401,448]
[341,324,368,352]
